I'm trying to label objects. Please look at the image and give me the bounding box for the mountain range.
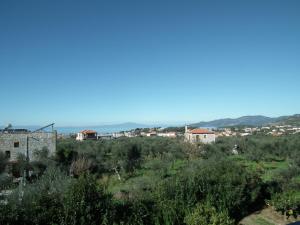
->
[190,114,300,128]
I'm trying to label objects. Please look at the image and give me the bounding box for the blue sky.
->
[0,0,299,126]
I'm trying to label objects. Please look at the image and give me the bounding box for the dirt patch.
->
[239,207,299,225]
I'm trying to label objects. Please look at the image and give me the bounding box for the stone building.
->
[0,129,57,162]
[184,126,215,144]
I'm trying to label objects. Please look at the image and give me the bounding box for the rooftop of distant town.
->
[189,128,215,134]
[79,130,97,134]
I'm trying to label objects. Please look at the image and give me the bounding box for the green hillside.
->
[273,114,300,126]
[190,114,300,128]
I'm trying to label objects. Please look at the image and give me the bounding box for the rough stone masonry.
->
[0,131,57,161]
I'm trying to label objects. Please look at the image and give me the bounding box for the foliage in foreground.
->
[1,134,300,224]
[184,201,234,225]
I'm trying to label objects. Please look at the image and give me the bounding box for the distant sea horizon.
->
[0,122,185,134]
[56,125,147,134]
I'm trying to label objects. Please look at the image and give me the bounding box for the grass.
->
[292,175,300,184]
[239,208,285,225]
[168,159,188,175]
[262,161,289,182]
[254,217,275,225]
[106,158,188,194]
[230,155,290,181]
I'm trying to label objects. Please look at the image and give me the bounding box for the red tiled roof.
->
[190,129,214,134]
[80,130,97,134]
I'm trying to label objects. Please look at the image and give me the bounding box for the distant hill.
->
[271,114,300,126]
[93,122,151,130]
[190,114,300,128]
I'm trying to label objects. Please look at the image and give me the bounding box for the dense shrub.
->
[269,190,300,218]
[63,173,111,225]
[184,201,234,225]
[0,167,71,225]
[153,158,264,223]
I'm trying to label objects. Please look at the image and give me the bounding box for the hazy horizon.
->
[1,113,299,127]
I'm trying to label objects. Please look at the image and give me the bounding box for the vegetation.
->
[184,201,234,225]
[0,133,300,224]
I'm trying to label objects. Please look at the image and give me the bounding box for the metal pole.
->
[25,136,29,179]
[26,136,29,161]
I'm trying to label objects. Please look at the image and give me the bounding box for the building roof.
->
[80,130,97,134]
[0,129,30,134]
[190,128,214,134]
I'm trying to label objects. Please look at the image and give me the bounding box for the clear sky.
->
[0,0,299,126]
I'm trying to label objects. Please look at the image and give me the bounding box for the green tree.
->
[0,167,70,225]
[184,201,234,225]
[269,190,300,219]
[63,173,111,225]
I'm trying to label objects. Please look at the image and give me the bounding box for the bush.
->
[63,173,111,225]
[0,167,71,225]
[184,201,234,225]
[269,190,300,218]
[154,158,264,223]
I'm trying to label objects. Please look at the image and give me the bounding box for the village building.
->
[157,132,176,138]
[146,132,157,137]
[97,133,113,140]
[76,130,97,141]
[184,126,215,144]
[0,128,57,162]
[240,132,251,136]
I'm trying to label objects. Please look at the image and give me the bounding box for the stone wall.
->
[0,131,57,161]
[184,133,216,144]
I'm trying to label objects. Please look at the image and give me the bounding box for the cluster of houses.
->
[0,124,216,163]
[3,122,299,164]
[4,122,298,166]
[216,125,300,137]
[75,123,300,143]
[75,126,216,144]
[75,129,177,141]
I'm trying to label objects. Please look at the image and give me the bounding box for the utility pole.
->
[24,123,54,180]
[26,136,29,179]
[19,123,55,201]
[20,135,30,199]
[24,135,39,180]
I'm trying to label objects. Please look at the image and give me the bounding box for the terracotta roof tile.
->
[190,129,214,134]
[80,130,97,134]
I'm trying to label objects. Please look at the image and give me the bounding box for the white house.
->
[157,132,176,138]
[184,126,215,144]
[76,130,97,141]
